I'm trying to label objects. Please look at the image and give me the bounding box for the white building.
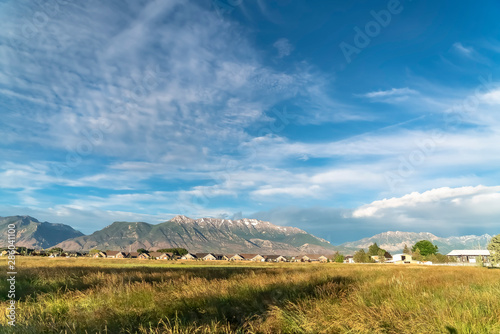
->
[446,250,490,263]
[386,254,413,264]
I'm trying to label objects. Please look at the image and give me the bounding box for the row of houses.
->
[0,250,83,257]
[94,251,338,262]
[181,253,291,262]
[94,251,172,259]
[15,248,490,264]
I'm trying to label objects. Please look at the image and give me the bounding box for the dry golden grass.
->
[1,258,499,333]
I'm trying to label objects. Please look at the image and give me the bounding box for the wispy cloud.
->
[363,88,418,98]
[361,87,419,103]
[451,42,491,64]
[251,185,320,198]
[0,1,355,165]
[273,38,293,58]
[452,42,474,56]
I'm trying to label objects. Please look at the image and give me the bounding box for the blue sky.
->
[1,0,500,243]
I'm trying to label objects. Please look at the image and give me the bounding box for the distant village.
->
[1,242,494,265]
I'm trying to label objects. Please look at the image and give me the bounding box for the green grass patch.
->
[0,258,499,333]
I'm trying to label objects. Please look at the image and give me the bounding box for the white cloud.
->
[252,184,500,243]
[363,87,418,98]
[361,87,418,103]
[452,42,474,56]
[0,1,355,171]
[251,185,320,197]
[0,2,282,162]
[481,88,500,104]
[352,185,500,218]
[310,169,385,187]
[450,42,490,64]
[273,38,293,58]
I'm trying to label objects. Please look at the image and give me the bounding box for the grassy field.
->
[0,258,499,333]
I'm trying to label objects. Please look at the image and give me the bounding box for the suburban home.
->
[156,252,174,260]
[344,255,354,263]
[370,252,393,263]
[33,250,47,256]
[263,255,287,262]
[301,254,328,262]
[300,254,312,262]
[137,253,151,259]
[229,254,245,261]
[387,254,413,264]
[195,253,217,261]
[263,255,279,262]
[128,252,140,259]
[447,250,490,264]
[239,254,265,261]
[66,251,83,257]
[147,251,167,259]
[318,255,330,262]
[94,251,107,258]
[215,254,229,261]
[181,253,197,260]
[104,251,118,258]
[105,251,128,258]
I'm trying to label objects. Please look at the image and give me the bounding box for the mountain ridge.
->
[55,215,336,254]
[0,215,84,249]
[338,230,493,254]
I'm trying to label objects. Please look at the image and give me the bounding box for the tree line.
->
[352,240,451,264]
[349,236,500,264]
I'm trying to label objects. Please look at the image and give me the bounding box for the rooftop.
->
[447,250,490,256]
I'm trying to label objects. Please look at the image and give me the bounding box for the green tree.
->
[353,249,371,263]
[487,234,500,266]
[377,248,386,262]
[89,249,101,254]
[157,248,188,256]
[412,248,423,261]
[403,244,411,254]
[49,247,64,254]
[412,240,438,256]
[368,243,382,256]
[334,253,345,263]
[17,247,29,255]
[428,253,450,263]
[425,253,438,263]
[137,248,148,254]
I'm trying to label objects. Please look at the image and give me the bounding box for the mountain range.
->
[1,215,495,255]
[338,231,493,254]
[54,215,337,254]
[0,216,84,249]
